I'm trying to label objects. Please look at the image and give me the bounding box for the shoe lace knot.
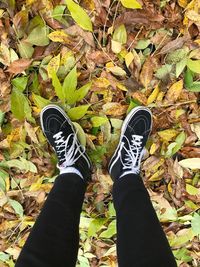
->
[53,131,84,169]
[121,134,144,174]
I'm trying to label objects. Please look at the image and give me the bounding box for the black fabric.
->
[15,173,177,267]
[15,174,86,267]
[113,174,177,267]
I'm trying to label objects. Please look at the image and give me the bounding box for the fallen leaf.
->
[164,80,183,103]
[7,59,32,74]
[179,158,200,169]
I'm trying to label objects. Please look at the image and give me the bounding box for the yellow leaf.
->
[121,0,142,9]
[29,177,44,191]
[149,169,165,181]
[147,84,160,105]
[156,91,165,102]
[24,121,39,143]
[111,40,122,54]
[117,83,128,91]
[149,143,159,155]
[168,181,173,193]
[186,10,200,22]
[178,0,188,8]
[125,52,134,67]
[48,30,70,43]
[93,77,110,88]
[158,129,179,142]
[47,54,60,78]
[107,66,126,76]
[165,80,183,103]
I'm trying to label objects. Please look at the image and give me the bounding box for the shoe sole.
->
[108,106,153,174]
[40,104,92,169]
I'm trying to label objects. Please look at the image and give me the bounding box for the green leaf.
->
[166,131,186,157]
[0,169,9,191]
[187,81,200,92]
[11,76,28,92]
[52,71,65,101]
[52,5,68,25]
[173,248,192,263]
[176,58,187,78]
[100,220,116,238]
[5,158,37,173]
[88,145,107,164]
[155,64,172,80]
[91,116,108,127]
[160,208,178,222]
[72,122,86,147]
[27,26,49,46]
[135,39,150,50]
[67,104,90,120]
[0,252,10,262]
[191,213,200,235]
[186,184,199,195]
[120,0,142,9]
[8,198,23,218]
[184,68,194,88]
[166,47,189,64]
[187,59,200,74]
[65,0,93,31]
[32,93,51,109]
[113,24,127,44]
[88,218,107,237]
[18,41,34,59]
[63,66,77,104]
[0,111,5,126]
[74,82,92,102]
[170,228,195,247]
[11,88,31,121]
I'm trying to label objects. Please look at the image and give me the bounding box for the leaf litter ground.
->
[0,0,200,266]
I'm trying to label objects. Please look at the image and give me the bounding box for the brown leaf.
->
[66,25,95,47]
[7,59,32,74]
[131,91,147,105]
[179,147,200,158]
[115,10,164,29]
[158,36,187,55]
[140,57,157,89]
[87,51,111,64]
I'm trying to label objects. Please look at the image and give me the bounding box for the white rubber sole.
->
[108,106,153,173]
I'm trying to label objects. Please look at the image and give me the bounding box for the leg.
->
[108,106,177,267]
[15,173,86,267]
[113,174,177,267]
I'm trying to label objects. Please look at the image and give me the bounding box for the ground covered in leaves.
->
[0,0,200,266]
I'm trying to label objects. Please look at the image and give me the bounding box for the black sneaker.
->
[108,106,152,181]
[40,104,92,182]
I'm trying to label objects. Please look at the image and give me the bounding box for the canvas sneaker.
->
[108,106,152,181]
[40,104,92,181]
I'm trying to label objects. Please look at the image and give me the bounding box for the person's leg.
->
[15,104,92,267]
[16,173,86,267]
[108,106,177,267]
[113,174,177,267]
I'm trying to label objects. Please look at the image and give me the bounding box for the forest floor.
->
[0,0,200,266]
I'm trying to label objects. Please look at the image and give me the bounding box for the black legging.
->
[15,173,177,267]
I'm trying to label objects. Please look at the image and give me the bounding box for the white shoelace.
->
[53,131,85,170]
[120,134,144,175]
